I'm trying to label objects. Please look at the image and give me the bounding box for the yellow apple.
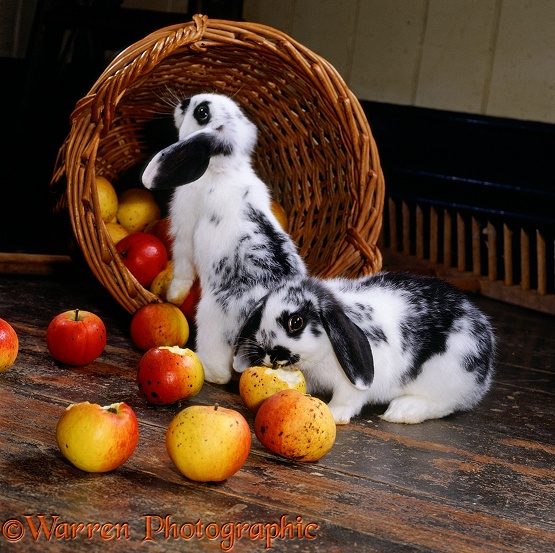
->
[271,199,289,231]
[117,188,161,233]
[150,261,174,300]
[254,389,336,462]
[95,176,119,223]
[137,346,204,405]
[105,221,130,245]
[239,365,306,413]
[130,302,189,351]
[56,401,139,472]
[166,404,251,482]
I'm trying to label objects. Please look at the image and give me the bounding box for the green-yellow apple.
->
[137,346,204,405]
[96,176,119,223]
[56,401,139,472]
[254,389,336,462]
[117,188,161,233]
[239,365,306,413]
[46,309,106,366]
[166,404,251,482]
[0,318,18,371]
[105,221,129,245]
[130,303,189,350]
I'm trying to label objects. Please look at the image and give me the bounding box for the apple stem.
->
[214,403,219,411]
[74,309,80,321]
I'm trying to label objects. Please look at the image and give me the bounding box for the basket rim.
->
[52,14,384,314]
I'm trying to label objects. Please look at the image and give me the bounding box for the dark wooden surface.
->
[0,265,554,552]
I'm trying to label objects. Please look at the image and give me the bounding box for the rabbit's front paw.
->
[380,395,449,424]
[167,278,192,306]
[328,403,354,425]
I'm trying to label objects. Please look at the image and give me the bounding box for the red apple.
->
[179,278,201,322]
[166,404,251,482]
[145,218,174,258]
[116,232,168,288]
[137,346,204,405]
[254,389,336,462]
[56,401,139,472]
[46,309,106,366]
[0,318,18,371]
[130,303,189,351]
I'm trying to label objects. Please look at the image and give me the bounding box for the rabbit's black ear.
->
[232,299,267,372]
[142,132,222,190]
[319,296,374,390]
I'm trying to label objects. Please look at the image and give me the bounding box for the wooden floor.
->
[0,263,554,553]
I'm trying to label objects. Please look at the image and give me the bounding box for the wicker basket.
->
[51,14,385,314]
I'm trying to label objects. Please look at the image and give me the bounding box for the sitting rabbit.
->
[233,272,495,424]
[142,93,306,383]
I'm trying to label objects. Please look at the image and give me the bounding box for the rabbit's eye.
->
[194,102,211,125]
[287,315,304,334]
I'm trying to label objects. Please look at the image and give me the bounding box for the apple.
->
[271,199,289,231]
[56,401,139,473]
[137,346,204,405]
[149,263,201,323]
[239,365,306,413]
[95,176,119,223]
[117,188,161,233]
[105,221,129,245]
[0,318,18,371]
[130,303,189,351]
[254,389,336,462]
[149,261,174,300]
[145,218,174,258]
[166,404,251,482]
[178,278,201,322]
[116,232,168,288]
[46,309,106,366]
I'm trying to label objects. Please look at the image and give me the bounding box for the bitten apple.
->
[56,401,139,472]
[254,389,336,462]
[137,346,204,405]
[239,365,306,413]
[130,303,189,351]
[166,404,251,482]
[46,309,106,366]
[0,318,18,371]
[116,232,168,289]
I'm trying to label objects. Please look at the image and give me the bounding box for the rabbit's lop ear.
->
[142,131,221,190]
[232,299,266,372]
[318,291,374,390]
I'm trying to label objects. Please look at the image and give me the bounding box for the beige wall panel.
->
[243,0,295,32]
[287,0,359,78]
[349,0,428,105]
[415,0,498,114]
[487,0,555,123]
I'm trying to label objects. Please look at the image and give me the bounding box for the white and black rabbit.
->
[233,272,495,424]
[142,93,306,383]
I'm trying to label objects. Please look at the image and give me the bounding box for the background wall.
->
[242,0,555,125]
[3,0,554,124]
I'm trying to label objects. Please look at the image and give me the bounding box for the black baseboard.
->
[362,101,555,229]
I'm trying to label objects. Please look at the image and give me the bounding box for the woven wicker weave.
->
[51,14,384,314]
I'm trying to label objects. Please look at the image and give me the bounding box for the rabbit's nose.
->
[269,347,299,366]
